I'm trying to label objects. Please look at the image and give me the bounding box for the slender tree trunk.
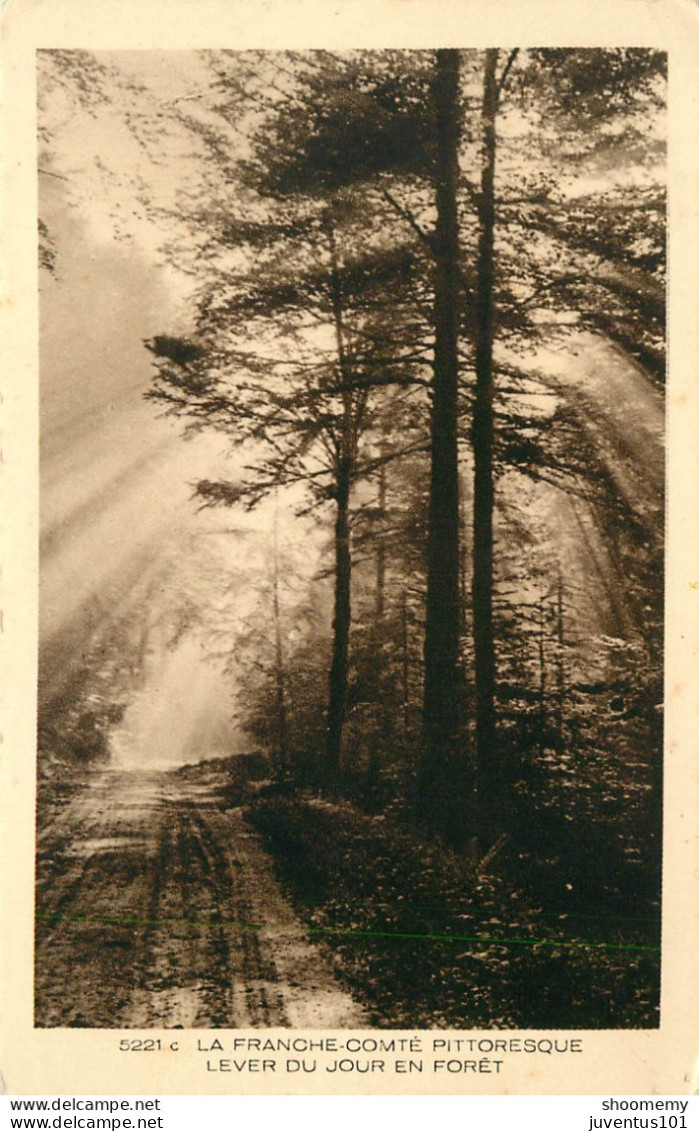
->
[472,49,500,825]
[402,586,410,731]
[326,472,351,774]
[325,215,354,777]
[555,570,565,748]
[419,48,466,841]
[538,594,546,756]
[376,457,387,621]
[459,488,469,642]
[366,454,387,797]
[272,496,288,769]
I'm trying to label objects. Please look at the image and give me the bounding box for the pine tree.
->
[147,191,429,777]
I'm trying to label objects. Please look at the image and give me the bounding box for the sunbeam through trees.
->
[36,47,665,1030]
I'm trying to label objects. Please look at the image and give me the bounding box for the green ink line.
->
[35,912,659,953]
[306,926,659,952]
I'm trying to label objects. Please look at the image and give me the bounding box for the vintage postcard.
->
[1,0,698,1096]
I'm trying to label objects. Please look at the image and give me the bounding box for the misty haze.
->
[36,48,664,1030]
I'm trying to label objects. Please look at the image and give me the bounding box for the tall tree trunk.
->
[325,215,353,777]
[326,471,351,775]
[272,496,288,769]
[419,48,466,841]
[400,588,411,728]
[472,49,500,826]
[555,569,565,749]
[366,453,387,798]
[538,593,546,756]
[376,456,387,621]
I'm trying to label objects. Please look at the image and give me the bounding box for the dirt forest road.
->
[35,770,365,1029]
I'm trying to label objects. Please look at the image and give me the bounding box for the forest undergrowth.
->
[247,737,660,1030]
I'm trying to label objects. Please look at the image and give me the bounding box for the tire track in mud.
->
[183,800,286,1028]
[35,773,165,1027]
[35,769,366,1029]
[131,797,248,1028]
[35,774,152,950]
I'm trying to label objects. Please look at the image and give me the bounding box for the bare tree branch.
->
[496,48,520,99]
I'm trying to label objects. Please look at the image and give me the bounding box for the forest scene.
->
[36,48,665,1030]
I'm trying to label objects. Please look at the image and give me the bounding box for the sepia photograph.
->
[32,45,668,1035]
